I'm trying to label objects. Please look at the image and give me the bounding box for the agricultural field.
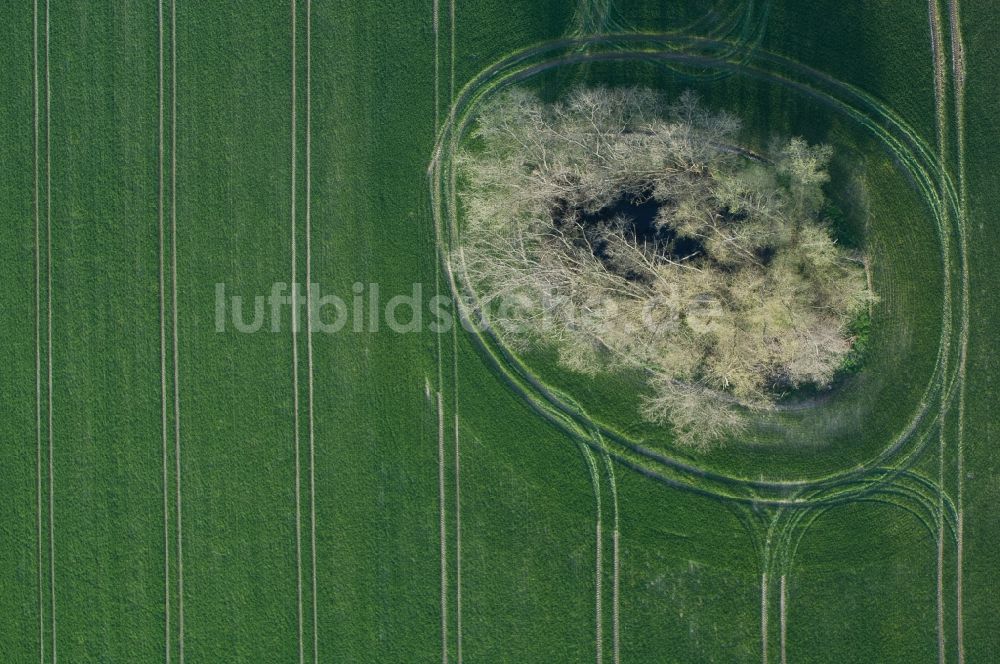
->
[0,1,997,662]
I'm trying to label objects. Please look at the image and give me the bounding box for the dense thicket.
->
[457,87,873,448]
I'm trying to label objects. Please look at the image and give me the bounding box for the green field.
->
[1,1,997,662]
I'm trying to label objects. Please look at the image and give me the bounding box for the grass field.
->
[1,1,997,662]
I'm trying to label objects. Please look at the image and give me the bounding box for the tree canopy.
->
[456,86,874,449]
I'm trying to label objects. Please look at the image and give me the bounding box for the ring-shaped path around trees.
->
[428,32,967,509]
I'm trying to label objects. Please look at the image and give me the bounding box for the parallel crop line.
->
[453,407,462,664]
[433,4,449,662]
[928,0,948,156]
[450,0,455,103]
[290,2,305,662]
[928,3,949,661]
[595,511,603,664]
[45,0,57,659]
[760,573,768,664]
[33,1,44,661]
[158,1,172,661]
[437,391,448,664]
[449,4,462,662]
[610,530,620,664]
[600,453,619,664]
[779,574,787,664]
[170,1,186,659]
[578,444,603,664]
[433,0,440,131]
[947,2,967,662]
[305,2,319,660]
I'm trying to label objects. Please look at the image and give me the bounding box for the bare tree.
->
[457,86,874,448]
